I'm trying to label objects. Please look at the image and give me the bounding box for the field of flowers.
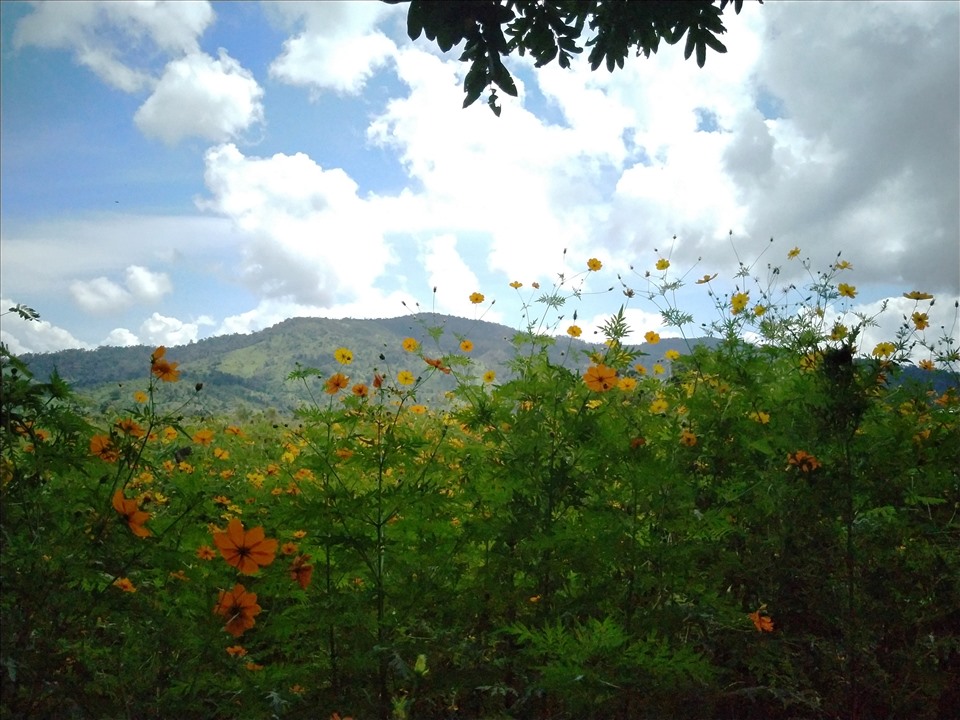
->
[2,248,958,719]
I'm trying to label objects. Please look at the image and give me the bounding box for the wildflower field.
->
[2,248,958,720]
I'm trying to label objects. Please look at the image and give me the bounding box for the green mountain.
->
[16,314,709,417]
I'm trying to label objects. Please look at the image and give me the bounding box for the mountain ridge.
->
[15,313,711,416]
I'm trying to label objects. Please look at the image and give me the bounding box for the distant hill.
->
[16,314,711,418]
[16,316,953,419]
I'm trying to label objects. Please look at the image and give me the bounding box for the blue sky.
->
[2,1,958,360]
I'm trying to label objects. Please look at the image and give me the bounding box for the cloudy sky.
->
[2,0,958,359]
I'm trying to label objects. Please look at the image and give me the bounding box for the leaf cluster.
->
[388,0,760,112]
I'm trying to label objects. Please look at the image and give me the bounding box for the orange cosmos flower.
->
[787,450,821,472]
[113,577,137,593]
[325,372,349,394]
[151,350,181,382]
[112,489,151,538]
[352,383,369,397]
[748,606,774,632]
[213,518,278,575]
[213,583,262,637]
[196,545,216,560]
[424,356,451,374]
[90,434,120,462]
[583,364,617,392]
[116,418,146,438]
[290,554,314,590]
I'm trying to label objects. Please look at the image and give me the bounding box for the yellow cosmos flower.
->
[749,410,771,424]
[653,363,665,375]
[587,258,602,271]
[483,370,496,383]
[469,292,485,304]
[655,258,670,271]
[459,339,474,353]
[665,349,680,361]
[695,273,718,284]
[903,291,933,300]
[397,370,416,386]
[509,281,522,288]
[679,429,698,447]
[644,331,660,344]
[919,359,935,371]
[838,283,857,299]
[410,404,427,414]
[753,304,767,317]
[731,292,750,314]
[402,337,419,352]
[133,391,148,403]
[334,348,353,365]
[872,342,896,358]
[912,312,929,330]
[834,260,853,270]
[830,323,848,341]
[650,398,668,414]
[787,247,801,259]
[567,325,582,338]
[193,429,215,446]
[618,377,637,391]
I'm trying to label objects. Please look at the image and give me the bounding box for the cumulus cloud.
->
[139,312,202,347]
[134,50,264,145]
[269,2,400,94]
[197,142,392,306]
[12,0,213,91]
[1,297,93,354]
[125,265,172,302]
[12,2,264,146]
[69,265,172,313]
[70,276,131,313]
[101,327,140,347]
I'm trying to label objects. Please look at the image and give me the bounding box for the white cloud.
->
[68,265,172,313]
[70,276,131,313]
[269,1,400,94]
[1,297,93,354]
[139,312,201,347]
[420,234,496,319]
[831,294,960,363]
[134,50,264,145]
[101,327,141,347]
[125,265,172,301]
[13,0,214,92]
[197,142,392,306]
[0,215,236,299]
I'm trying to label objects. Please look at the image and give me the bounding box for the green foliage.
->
[386,0,761,113]
[2,248,958,719]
